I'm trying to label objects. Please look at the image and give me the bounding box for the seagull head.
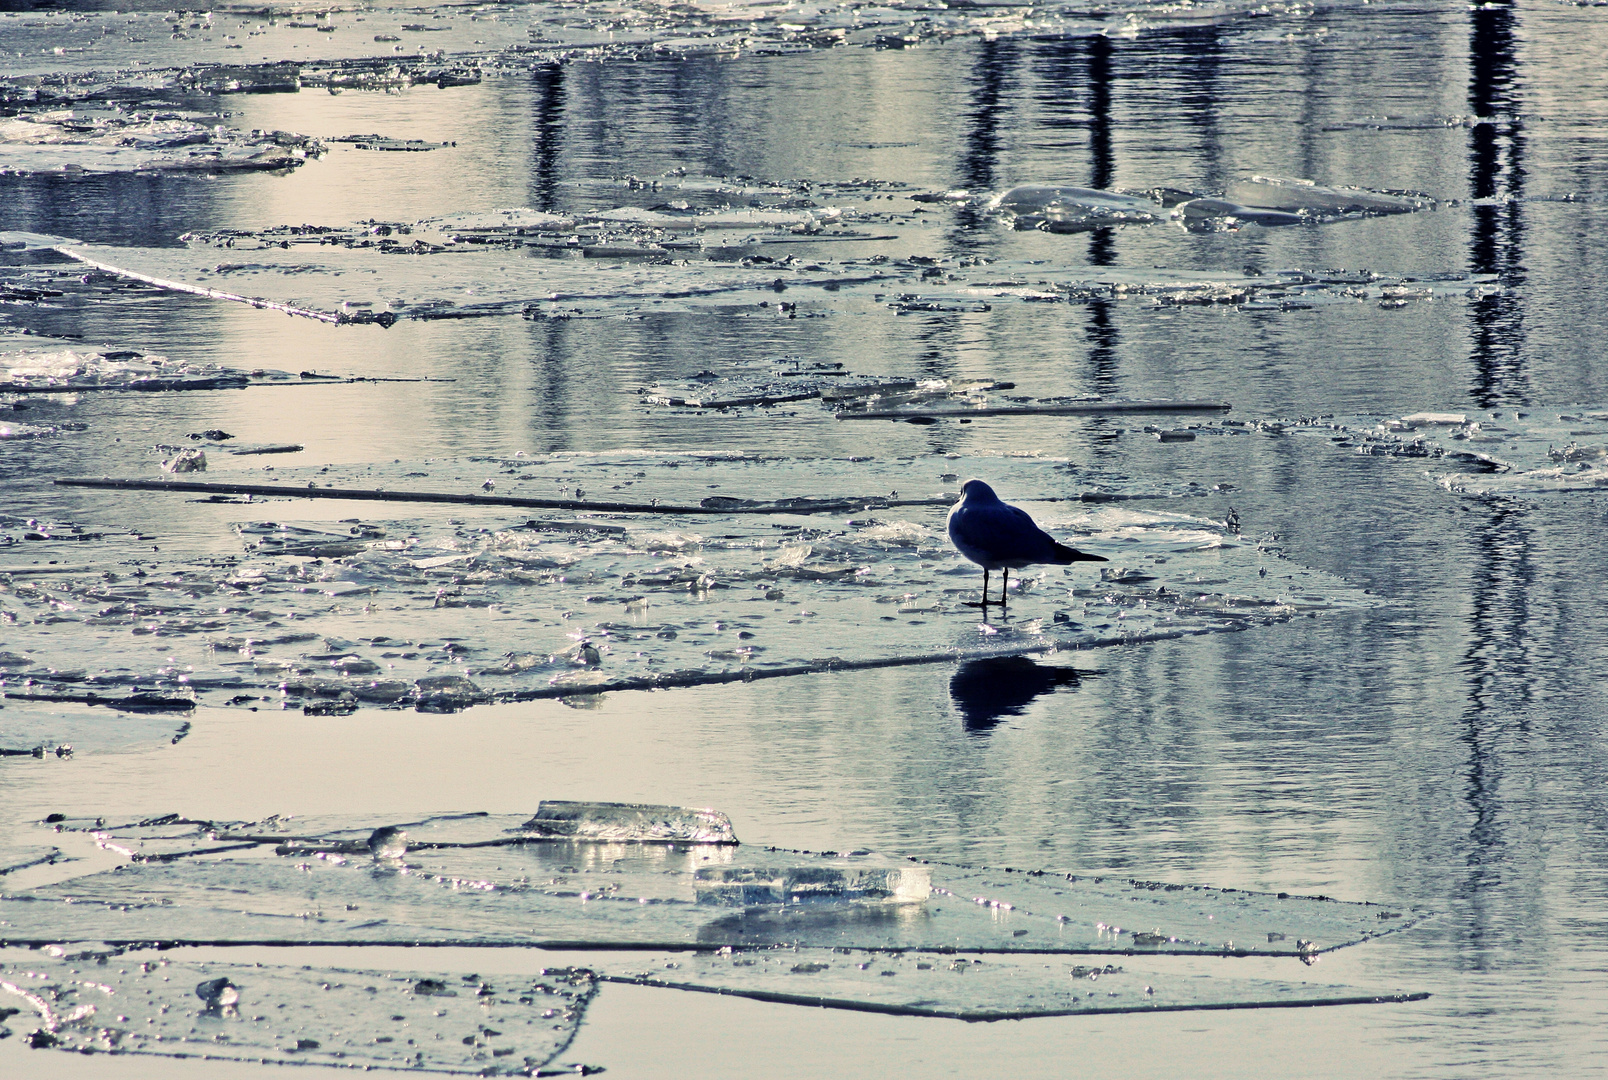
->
[960,479,1000,503]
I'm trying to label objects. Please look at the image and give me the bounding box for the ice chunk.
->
[1393,412,1468,429]
[520,801,738,844]
[1224,176,1433,216]
[695,864,931,906]
[1178,198,1307,229]
[0,955,594,1072]
[993,186,1163,231]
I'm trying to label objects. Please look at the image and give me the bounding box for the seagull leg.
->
[1001,568,1009,609]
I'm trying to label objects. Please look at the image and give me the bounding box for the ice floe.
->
[0,452,1370,712]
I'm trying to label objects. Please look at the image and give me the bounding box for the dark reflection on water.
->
[528,62,568,214]
[948,656,1086,735]
[1467,0,1529,408]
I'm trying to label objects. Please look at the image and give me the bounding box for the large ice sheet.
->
[3,453,1370,709]
[3,815,1426,958]
[0,953,594,1074]
[594,949,1426,1020]
[19,231,1496,324]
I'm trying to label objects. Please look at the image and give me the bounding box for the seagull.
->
[947,479,1107,607]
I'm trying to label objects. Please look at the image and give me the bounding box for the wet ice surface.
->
[0,452,1370,710]
[0,951,594,1074]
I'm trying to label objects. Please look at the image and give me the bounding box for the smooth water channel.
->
[3,1,1608,1075]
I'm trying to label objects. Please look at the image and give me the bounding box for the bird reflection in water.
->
[949,656,1086,734]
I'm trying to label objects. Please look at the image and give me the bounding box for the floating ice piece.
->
[1224,176,1435,217]
[837,398,1231,421]
[2,817,1426,958]
[595,949,1427,1020]
[1178,198,1307,230]
[694,864,930,906]
[521,801,738,844]
[0,955,594,1074]
[993,186,1164,231]
[1391,412,1468,430]
[0,113,321,177]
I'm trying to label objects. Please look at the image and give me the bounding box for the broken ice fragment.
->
[519,801,737,844]
[694,865,931,906]
[194,975,239,1011]
[367,826,408,860]
[161,448,206,473]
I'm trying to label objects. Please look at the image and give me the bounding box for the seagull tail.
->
[1051,541,1107,564]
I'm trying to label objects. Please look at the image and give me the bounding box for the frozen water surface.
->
[4,0,1608,1074]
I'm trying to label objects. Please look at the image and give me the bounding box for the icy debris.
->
[0,112,321,177]
[521,801,738,844]
[0,955,595,1074]
[3,817,1428,958]
[596,948,1426,1020]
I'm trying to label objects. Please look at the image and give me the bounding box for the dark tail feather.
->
[1052,541,1108,564]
